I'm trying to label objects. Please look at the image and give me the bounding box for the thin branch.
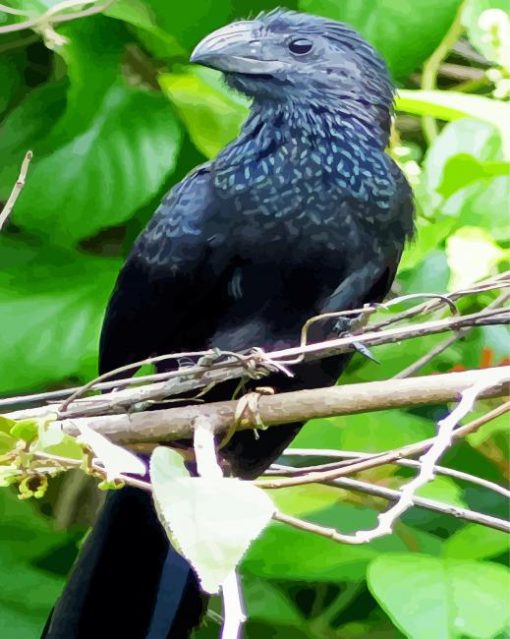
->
[0,3,32,16]
[0,151,32,231]
[394,289,510,378]
[259,400,510,490]
[2,279,507,413]
[337,370,509,543]
[0,0,115,37]
[274,478,510,537]
[276,451,510,499]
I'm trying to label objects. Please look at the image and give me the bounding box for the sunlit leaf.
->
[446,226,508,289]
[368,554,510,639]
[397,91,510,156]
[160,67,249,158]
[444,524,510,560]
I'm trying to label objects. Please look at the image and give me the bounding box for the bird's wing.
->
[99,164,221,375]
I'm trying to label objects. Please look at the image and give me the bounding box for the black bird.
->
[42,9,413,639]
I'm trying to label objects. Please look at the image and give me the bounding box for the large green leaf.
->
[368,554,510,639]
[12,84,181,244]
[243,503,408,583]
[298,0,462,79]
[105,0,186,58]
[444,524,510,560]
[418,119,510,241]
[160,67,249,159]
[0,236,121,393]
[291,410,434,453]
[119,0,232,51]
[0,82,67,201]
[396,91,510,157]
[0,490,72,639]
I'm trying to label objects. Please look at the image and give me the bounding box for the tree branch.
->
[30,367,507,446]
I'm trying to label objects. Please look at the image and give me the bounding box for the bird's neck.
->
[243,100,391,149]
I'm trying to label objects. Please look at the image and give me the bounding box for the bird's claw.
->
[333,316,379,364]
[220,386,274,448]
[352,341,379,364]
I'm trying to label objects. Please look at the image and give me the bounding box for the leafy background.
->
[0,0,509,637]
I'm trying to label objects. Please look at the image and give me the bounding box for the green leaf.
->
[129,0,232,51]
[0,236,121,393]
[0,51,26,117]
[160,67,249,159]
[105,0,185,58]
[444,524,510,560]
[0,83,67,201]
[446,226,508,289]
[292,410,434,453]
[0,490,71,638]
[396,91,510,157]
[12,84,181,244]
[462,0,510,69]
[416,477,466,509]
[417,119,510,242]
[244,503,408,583]
[0,431,17,455]
[10,420,38,444]
[151,447,275,593]
[0,416,17,434]
[368,554,510,639]
[244,578,304,626]
[437,154,510,199]
[298,0,462,79]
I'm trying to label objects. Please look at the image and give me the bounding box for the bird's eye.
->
[288,38,313,55]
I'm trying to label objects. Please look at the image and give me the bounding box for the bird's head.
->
[191,9,394,116]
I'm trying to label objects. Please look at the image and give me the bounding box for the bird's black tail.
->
[42,486,206,639]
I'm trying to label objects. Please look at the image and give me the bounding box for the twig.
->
[0,150,32,231]
[258,399,510,489]
[276,374,510,544]
[275,451,510,499]
[2,280,507,413]
[340,369,510,542]
[0,0,115,39]
[274,479,510,537]
[394,289,510,378]
[0,3,32,16]
[221,572,246,639]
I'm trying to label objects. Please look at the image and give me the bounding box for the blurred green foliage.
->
[0,0,509,637]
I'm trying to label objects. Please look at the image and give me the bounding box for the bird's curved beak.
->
[190,21,284,75]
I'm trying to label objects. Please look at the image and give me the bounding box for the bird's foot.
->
[333,316,379,364]
[220,386,275,448]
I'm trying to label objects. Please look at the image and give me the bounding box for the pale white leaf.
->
[76,423,146,480]
[150,447,275,594]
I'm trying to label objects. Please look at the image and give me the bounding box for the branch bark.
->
[43,366,510,445]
